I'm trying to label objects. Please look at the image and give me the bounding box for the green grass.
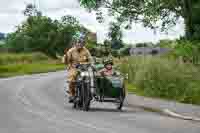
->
[0,52,49,65]
[0,52,65,78]
[125,81,140,93]
[117,56,200,105]
[0,62,65,78]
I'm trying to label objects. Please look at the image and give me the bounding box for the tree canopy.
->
[79,0,200,40]
[6,4,92,58]
[108,22,124,49]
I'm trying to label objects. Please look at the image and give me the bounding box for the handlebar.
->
[75,63,94,71]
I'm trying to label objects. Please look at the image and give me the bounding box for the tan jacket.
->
[65,47,93,69]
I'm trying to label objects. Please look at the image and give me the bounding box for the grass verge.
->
[0,62,65,78]
[0,52,49,65]
[117,56,200,105]
[0,52,65,78]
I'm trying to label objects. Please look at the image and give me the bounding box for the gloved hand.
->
[90,63,96,71]
[75,63,80,68]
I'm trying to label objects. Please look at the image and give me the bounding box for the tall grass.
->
[0,63,65,77]
[0,52,49,65]
[118,56,200,105]
[0,52,65,78]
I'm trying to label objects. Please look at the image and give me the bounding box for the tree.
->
[79,0,200,40]
[136,43,148,48]
[119,46,131,56]
[6,4,82,58]
[23,4,42,17]
[61,15,80,26]
[108,22,122,40]
[157,39,175,48]
[108,22,124,49]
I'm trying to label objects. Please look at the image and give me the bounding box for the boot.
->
[68,82,76,103]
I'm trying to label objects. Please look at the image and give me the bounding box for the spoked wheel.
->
[73,99,82,109]
[116,87,125,110]
[73,96,82,109]
[82,82,91,111]
[73,84,83,110]
[117,95,124,110]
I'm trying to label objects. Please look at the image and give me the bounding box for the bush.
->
[111,50,119,57]
[119,47,131,56]
[174,40,200,65]
[118,56,200,104]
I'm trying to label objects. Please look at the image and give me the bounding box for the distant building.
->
[129,47,172,56]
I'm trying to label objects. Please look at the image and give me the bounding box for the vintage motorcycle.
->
[72,63,126,111]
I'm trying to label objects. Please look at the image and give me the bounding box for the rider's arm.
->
[98,68,106,76]
[66,49,72,65]
[86,49,94,65]
[62,54,67,64]
[63,48,70,64]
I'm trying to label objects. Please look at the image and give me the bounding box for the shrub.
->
[173,40,200,65]
[111,50,119,57]
[119,47,131,56]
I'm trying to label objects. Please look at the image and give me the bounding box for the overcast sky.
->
[0,0,185,43]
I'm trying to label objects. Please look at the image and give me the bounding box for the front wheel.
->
[73,83,83,109]
[82,82,91,111]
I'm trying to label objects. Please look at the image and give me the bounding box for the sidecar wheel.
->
[117,96,124,110]
[116,88,125,110]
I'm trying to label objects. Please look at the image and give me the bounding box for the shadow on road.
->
[89,108,124,113]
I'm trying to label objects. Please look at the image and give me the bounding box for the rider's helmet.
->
[103,58,113,66]
[72,31,87,45]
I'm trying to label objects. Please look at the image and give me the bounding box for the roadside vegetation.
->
[1,1,200,106]
[0,4,93,78]
[116,40,200,105]
[0,53,65,78]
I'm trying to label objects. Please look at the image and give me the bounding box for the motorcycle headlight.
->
[81,72,90,77]
[77,76,82,81]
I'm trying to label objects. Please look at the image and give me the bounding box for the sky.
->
[0,0,185,44]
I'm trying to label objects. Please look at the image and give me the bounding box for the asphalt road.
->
[0,71,199,133]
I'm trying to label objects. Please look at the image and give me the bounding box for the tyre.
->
[82,82,91,111]
[116,87,125,110]
[73,83,83,109]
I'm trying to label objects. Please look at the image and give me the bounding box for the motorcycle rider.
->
[99,58,114,76]
[64,31,93,103]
